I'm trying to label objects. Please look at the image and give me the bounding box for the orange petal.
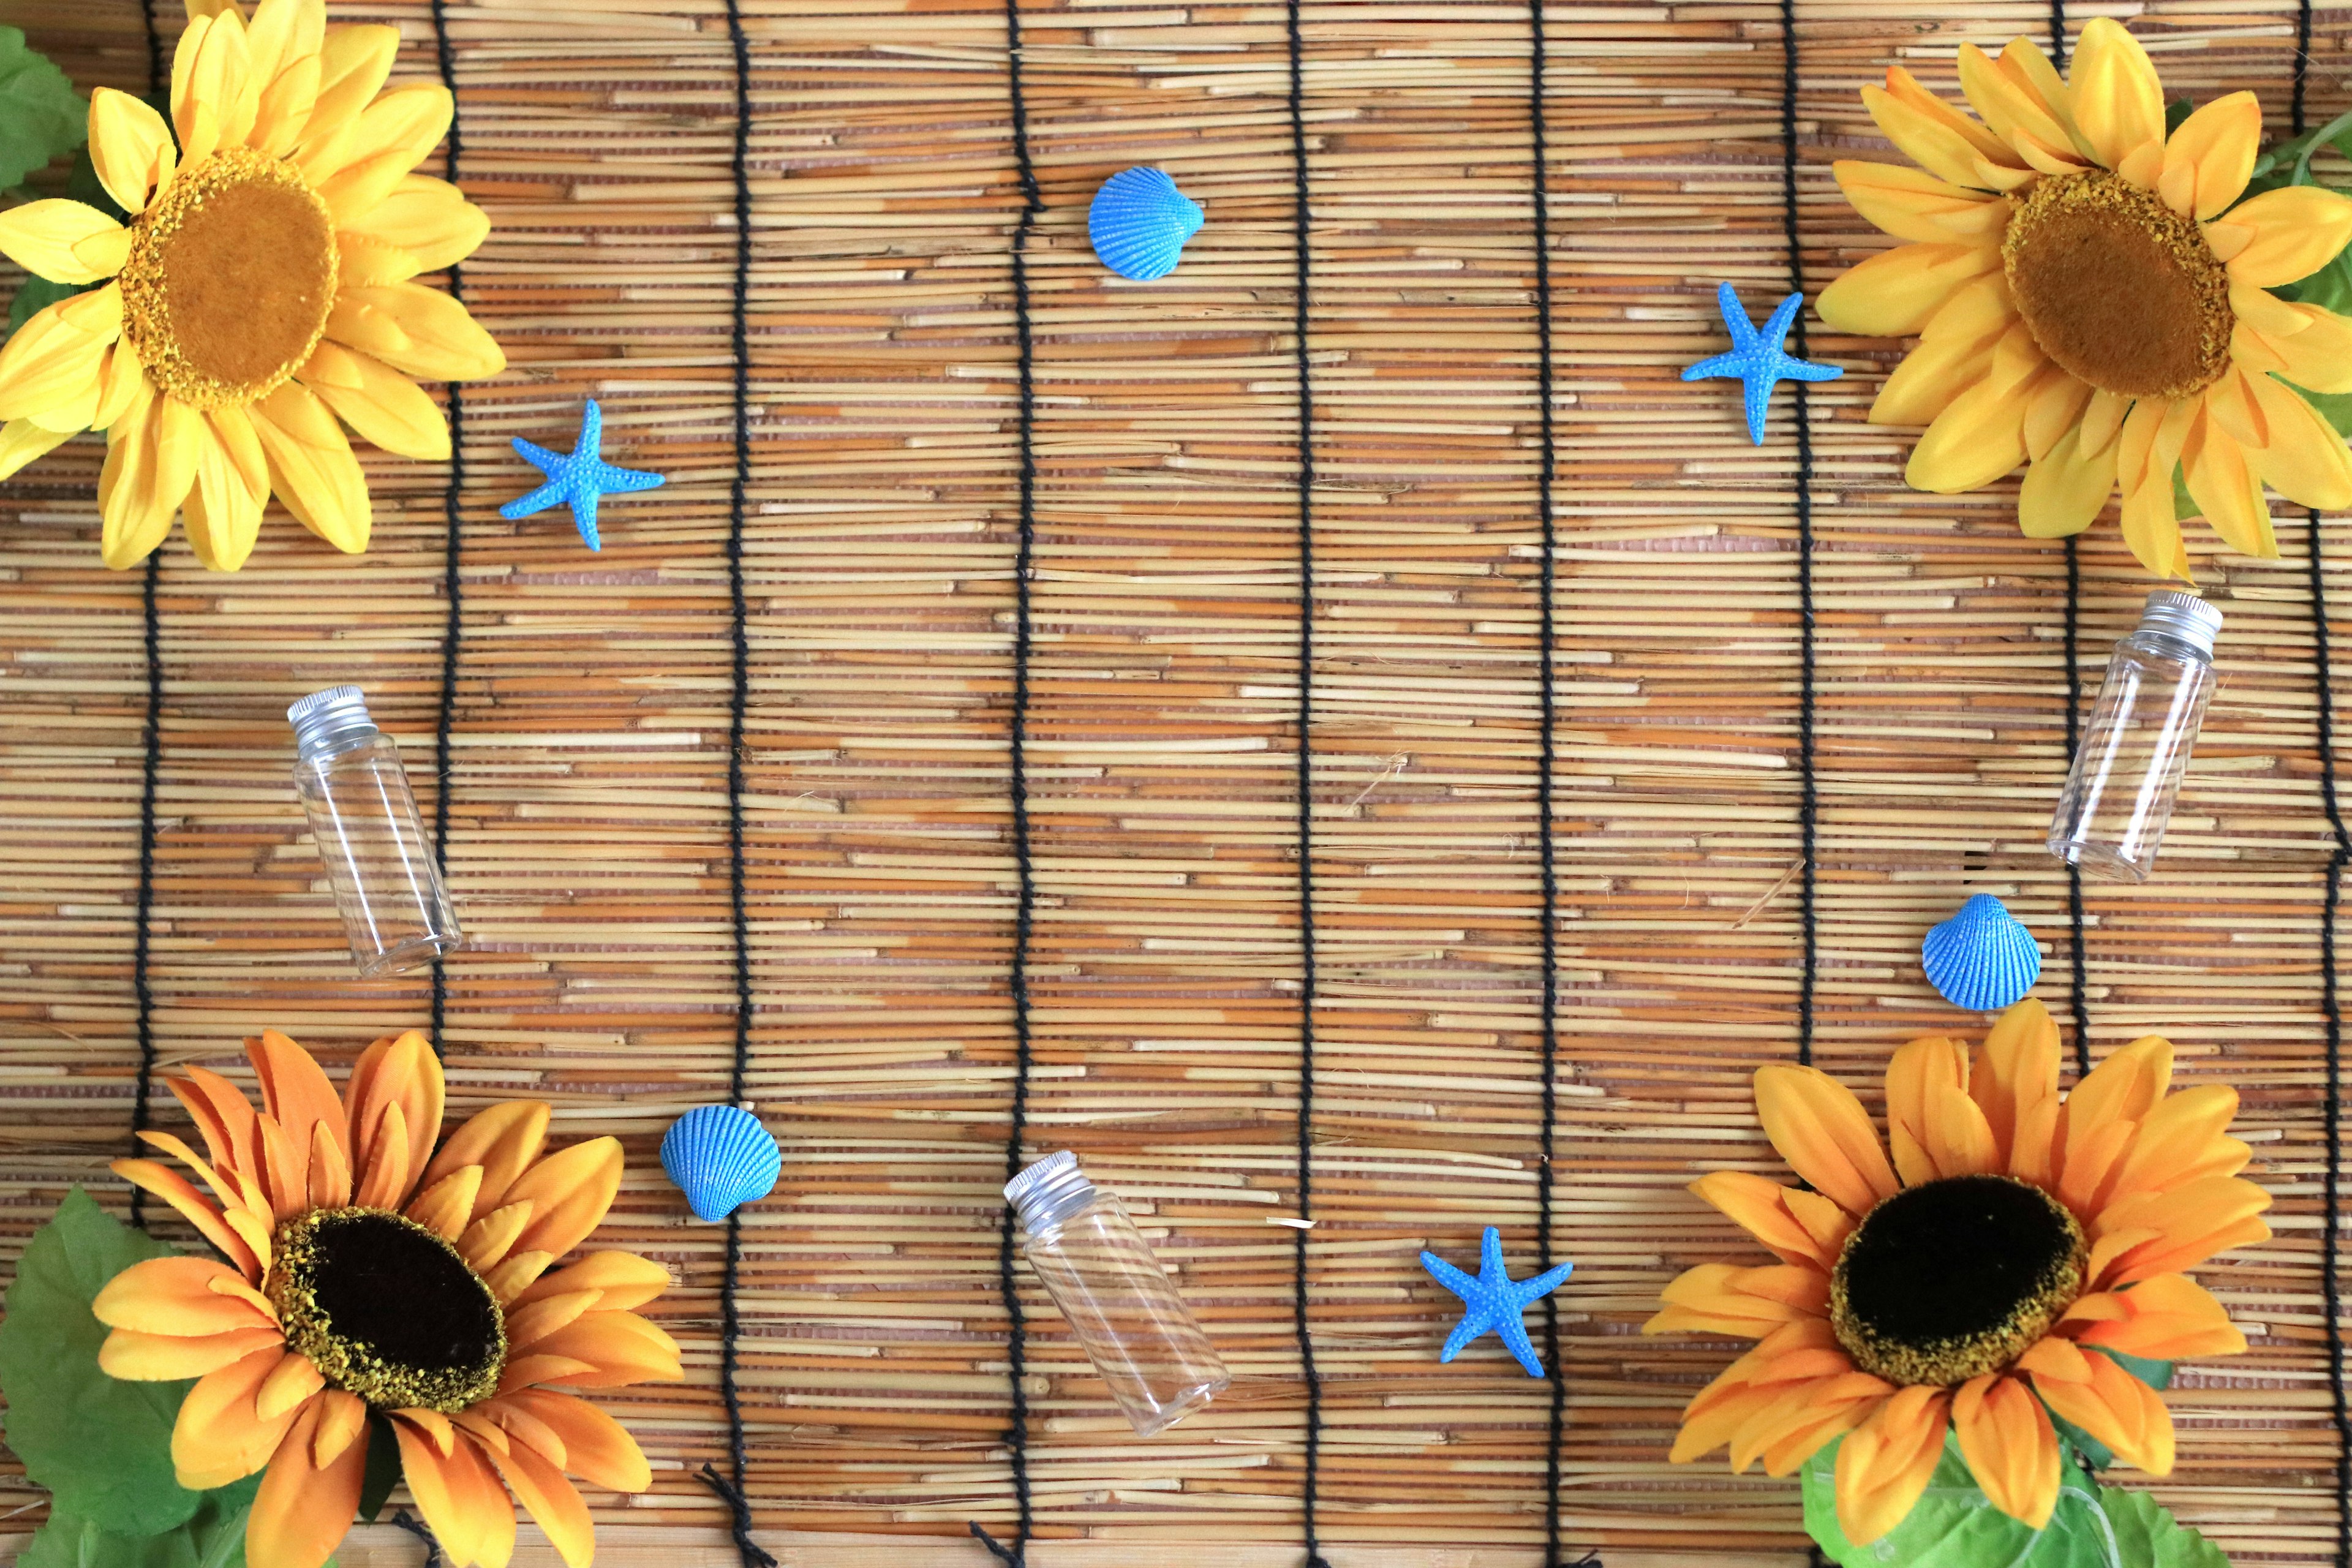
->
[312,1389,369,1469]
[2105,1085,2250,1205]
[393,1422,517,1568]
[460,1200,535,1275]
[475,1395,568,1472]
[2030,1347,2175,1474]
[491,1389,652,1492]
[1690,1170,1845,1270]
[1834,1384,1952,1545]
[409,1166,486,1242]
[418,1101,551,1228]
[1969,998,2062,1170]
[257,1348,327,1421]
[345,1028,442,1208]
[93,1255,274,1335]
[111,1158,260,1280]
[1643,1262,1830,1340]
[484,1436,595,1568]
[172,1347,303,1491]
[2092,1177,2273,1285]
[512,1251,673,1314]
[100,1324,287,1381]
[497,1354,598,1395]
[1752,1065,1898,1219]
[1885,1036,1969,1186]
[249,1029,352,1194]
[2066,1273,2247,1362]
[170,1064,261,1185]
[500,1137,623,1267]
[503,1291,599,1355]
[249,1393,369,1568]
[253,1112,309,1225]
[352,1098,412,1211]
[521,1311,684,1389]
[484,1251,557,1306]
[1951,1373,2059,1531]
[309,1119,352,1210]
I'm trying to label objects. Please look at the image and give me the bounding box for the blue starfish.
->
[1681,282,1844,445]
[1420,1226,1574,1378]
[499,399,665,551]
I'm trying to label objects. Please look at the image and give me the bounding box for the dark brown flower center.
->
[1830,1174,2084,1387]
[2002,170,2233,401]
[266,1208,506,1412]
[118,148,336,411]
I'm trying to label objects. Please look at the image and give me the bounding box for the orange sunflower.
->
[1819,18,2352,580]
[1645,999,2264,1546]
[92,1029,679,1568]
[0,0,502,570]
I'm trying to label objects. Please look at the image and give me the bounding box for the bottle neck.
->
[1009,1160,1100,1235]
[2119,628,2212,668]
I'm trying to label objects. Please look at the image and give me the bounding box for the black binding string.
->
[2293,15,2352,1565]
[1286,4,1331,1563]
[694,6,777,1566]
[426,0,466,1063]
[1779,0,1819,1068]
[1527,9,1592,1567]
[967,2,1042,1562]
[2048,0,2093,1082]
[387,1510,446,1568]
[123,0,167,1234]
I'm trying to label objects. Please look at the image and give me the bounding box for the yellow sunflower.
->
[93,1029,679,1568]
[0,0,502,571]
[1645,999,2264,1546]
[1819,19,2352,580]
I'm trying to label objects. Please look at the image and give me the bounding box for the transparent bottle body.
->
[2047,631,2215,884]
[1023,1192,1230,1436]
[291,734,462,976]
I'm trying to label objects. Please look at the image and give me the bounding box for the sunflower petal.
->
[501,1137,624,1266]
[0,416,72,480]
[1951,1373,2060,1530]
[298,341,450,461]
[188,409,267,572]
[0,290,120,423]
[2066,1273,2247,1361]
[2242,371,2352,512]
[295,23,399,162]
[491,1389,652,1492]
[1752,1065,1899,1219]
[311,1387,368,1469]
[94,1255,274,1335]
[503,1291,600,1354]
[248,1029,352,1185]
[89,88,178,214]
[2018,418,2118,539]
[1834,160,2011,243]
[249,380,372,554]
[1885,1035,1969,1186]
[112,1157,262,1278]
[100,1324,287,1381]
[2160,92,2260,219]
[408,1166,486,1242]
[2069,19,2165,176]
[352,1099,411,1211]
[2093,1176,2273,1285]
[2107,1085,2252,1205]
[327,282,503,383]
[343,1028,443,1204]
[1834,1384,1951,1547]
[312,85,454,225]
[173,1347,301,1492]
[0,201,127,287]
[511,1251,673,1314]
[1817,241,2005,339]
[2031,1348,2175,1474]
[1643,1262,1829,1339]
[2224,185,2352,287]
[2182,412,2275,560]
[1905,375,2030,493]
[248,1389,368,1568]
[340,174,492,274]
[483,1436,595,1568]
[519,1311,684,1389]
[393,1422,516,1568]
[1690,1170,1847,1270]
[420,1101,551,1229]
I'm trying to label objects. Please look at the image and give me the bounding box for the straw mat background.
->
[0,0,2348,1562]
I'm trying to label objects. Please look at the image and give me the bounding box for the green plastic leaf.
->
[356,1415,401,1525]
[0,1188,201,1537]
[2098,1482,2230,1568]
[0,26,83,191]
[17,1492,250,1568]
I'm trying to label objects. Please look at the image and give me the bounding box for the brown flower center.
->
[266,1208,506,1412]
[118,148,336,412]
[2002,170,2233,401]
[1830,1174,2084,1387]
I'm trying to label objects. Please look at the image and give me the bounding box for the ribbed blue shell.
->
[1921,893,2042,1012]
[1088,167,1204,282]
[660,1104,781,1223]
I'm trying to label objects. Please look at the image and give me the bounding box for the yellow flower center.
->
[1829,1174,2084,1387]
[2002,170,2234,402]
[266,1207,507,1413]
[118,148,337,413]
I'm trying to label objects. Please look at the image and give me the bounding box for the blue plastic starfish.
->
[1421,1226,1575,1378]
[499,399,665,550]
[1681,282,1844,445]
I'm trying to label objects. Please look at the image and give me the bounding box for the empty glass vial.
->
[288,686,462,976]
[1006,1150,1230,1436]
[2047,590,2223,884]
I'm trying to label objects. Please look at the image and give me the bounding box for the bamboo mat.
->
[0,0,2348,1562]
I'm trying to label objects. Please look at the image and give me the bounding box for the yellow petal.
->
[101,1324,287,1381]
[243,0,326,158]
[1834,160,2011,243]
[327,282,504,382]
[2239,303,2352,396]
[2070,19,2165,175]
[341,174,491,273]
[0,200,127,287]
[2116,398,2196,579]
[2225,185,2352,287]
[2181,412,2275,560]
[173,7,257,167]
[2029,1348,2175,1475]
[502,1137,624,1265]
[0,290,118,421]
[2242,371,2352,511]
[1905,374,2029,493]
[1863,68,2024,190]
[1951,1373,2060,1531]
[1691,1170,1848,1269]
[312,85,454,225]
[1817,242,2004,338]
[187,407,268,571]
[295,24,399,159]
[251,381,372,553]
[298,341,450,460]
[2159,92,2260,219]
[172,1347,301,1493]
[89,89,178,214]
[1834,1384,1951,1546]
[249,1389,368,1568]
[0,417,72,481]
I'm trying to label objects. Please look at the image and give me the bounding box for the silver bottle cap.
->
[2136,590,2221,656]
[288,685,379,761]
[1005,1150,1097,1234]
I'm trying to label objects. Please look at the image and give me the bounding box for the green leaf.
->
[356,1415,401,1524]
[2164,97,2195,135]
[0,27,83,192]
[0,1189,201,1537]
[2098,1483,2230,1568]
[16,1491,251,1568]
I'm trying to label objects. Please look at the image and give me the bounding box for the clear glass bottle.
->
[2047,590,2222,884]
[288,686,463,976]
[1006,1150,1230,1436]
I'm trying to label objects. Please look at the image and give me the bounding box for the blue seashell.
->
[1088,167,1204,282]
[1921,894,2042,1012]
[660,1104,780,1222]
